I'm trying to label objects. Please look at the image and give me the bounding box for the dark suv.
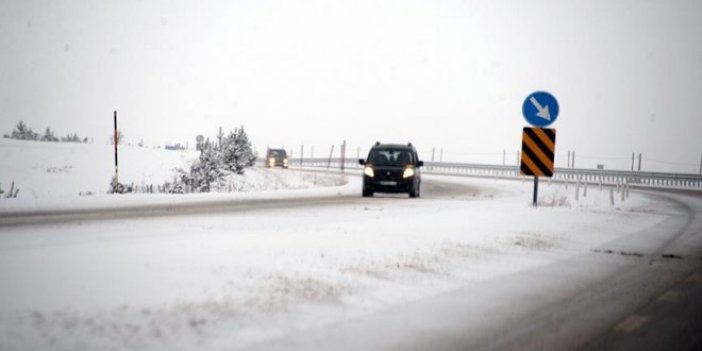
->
[358,142,424,198]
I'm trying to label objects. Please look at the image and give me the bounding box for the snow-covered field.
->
[0,138,345,206]
[0,138,197,199]
[0,139,686,350]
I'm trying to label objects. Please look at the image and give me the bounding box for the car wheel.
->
[409,183,420,198]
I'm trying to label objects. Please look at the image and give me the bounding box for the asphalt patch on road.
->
[619,251,645,258]
[593,249,644,258]
[594,249,690,261]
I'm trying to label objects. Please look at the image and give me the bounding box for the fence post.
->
[341,140,346,173]
[327,145,334,169]
[631,152,635,171]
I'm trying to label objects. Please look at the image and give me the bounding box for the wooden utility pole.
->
[300,145,304,168]
[638,153,642,171]
[567,150,571,169]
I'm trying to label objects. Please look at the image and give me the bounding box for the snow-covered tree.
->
[160,125,257,193]
[11,121,39,140]
[236,126,257,168]
[41,127,59,142]
[62,133,83,143]
[221,126,256,174]
[189,144,224,192]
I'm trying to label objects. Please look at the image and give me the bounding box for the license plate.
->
[379,181,397,186]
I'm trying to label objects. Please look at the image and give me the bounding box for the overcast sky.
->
[1,0,701,172]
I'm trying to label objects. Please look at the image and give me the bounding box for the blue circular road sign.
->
[522,91,559,127]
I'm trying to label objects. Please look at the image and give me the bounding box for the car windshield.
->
[268,150,286,159]
[368,149,414,166]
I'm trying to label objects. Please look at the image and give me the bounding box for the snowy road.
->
[0,172,470,227]
[259,188,702,351]
[1,174,701,350]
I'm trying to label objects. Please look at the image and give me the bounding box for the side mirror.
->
[417,161,424,167]
[358,159,366,165]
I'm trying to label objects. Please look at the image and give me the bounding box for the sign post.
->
[533,176,538,206]
[521,91,559,207]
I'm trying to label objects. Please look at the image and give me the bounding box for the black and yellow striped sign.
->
[520,127,556,177]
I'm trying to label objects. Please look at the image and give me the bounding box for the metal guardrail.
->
[288,157,702,189]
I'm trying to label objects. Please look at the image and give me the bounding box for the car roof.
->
[372,143,415,151]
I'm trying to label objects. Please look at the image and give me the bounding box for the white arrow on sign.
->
[529,96,551,121]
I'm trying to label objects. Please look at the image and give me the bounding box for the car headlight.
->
[283,158,288,165]
[268,158,275,165]
[403,167,415,178]
[364,166,375,178]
